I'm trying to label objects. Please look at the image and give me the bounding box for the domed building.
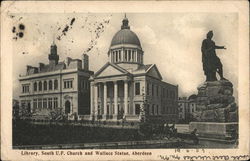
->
[90,15,178,123]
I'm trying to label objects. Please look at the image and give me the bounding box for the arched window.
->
[34,82,37,91]
[54,80,58,90]
[44,81,47,91]
[38,81,42,91]
[49,80,53,90]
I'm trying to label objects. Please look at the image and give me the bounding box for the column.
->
[135,51,137,62]
[94,83,98,116]
[114,81,118,118]
[124,80,128,115]
[90,82,94,119]
[103,82,107,118]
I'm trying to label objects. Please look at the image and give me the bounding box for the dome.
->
[111,29,141,47]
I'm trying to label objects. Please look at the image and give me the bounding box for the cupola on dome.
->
[109,14,144,66]
[110,15,141,48]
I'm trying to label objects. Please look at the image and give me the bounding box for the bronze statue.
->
[201,31,226,81]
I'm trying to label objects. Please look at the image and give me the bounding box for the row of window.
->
[111,49,143,63]
[34,80,58,92]
[26,79,75,93]
[33,97,58,109]
[64,80,73,89]
[22,84,30,93]
[146,82,176,99]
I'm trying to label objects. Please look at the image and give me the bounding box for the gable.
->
[95,64,127,78]
[146,65,162,80]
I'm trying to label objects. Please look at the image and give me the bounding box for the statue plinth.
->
[190,80,238,141]
[195,79,238,122]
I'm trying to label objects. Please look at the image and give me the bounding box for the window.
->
[38,98,42,108]
[43,98,47,108]
[156,105,159,115]
[125,50,127,61]
[44,81,47,91]
[152,105,155,115]
[118,50,121,61]
[54,80,58,90]
[156,86,159,96]
[53,97,58,109]
[33,99,37,109]
[64,80,73,89]
[34,82,37,91]
[38,81,42,91]
[128,50,131,61]
[49,80,53,90]
[135,104,140,115]
[115,51,118,62]
[22,84,29,93]
[135,82,140,95]
[48,98,53,109]
[132,50,135,62]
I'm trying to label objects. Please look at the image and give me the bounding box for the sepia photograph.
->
[1,1,249,161]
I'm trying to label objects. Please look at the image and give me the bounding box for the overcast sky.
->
[12,13,238,99]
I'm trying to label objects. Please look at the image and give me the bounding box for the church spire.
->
[121,13,130,30]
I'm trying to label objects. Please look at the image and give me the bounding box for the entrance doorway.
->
[65,100,71,114]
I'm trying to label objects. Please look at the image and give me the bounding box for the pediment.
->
[146,65,162,80]
[94,63,128,78]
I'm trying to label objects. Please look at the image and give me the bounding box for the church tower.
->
[108,14,144,71]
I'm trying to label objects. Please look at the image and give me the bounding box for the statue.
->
[201,31,227,81]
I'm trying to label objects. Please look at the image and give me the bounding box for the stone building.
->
[178,95,197,121]
[19,42,93,118]
[90,16,178,123]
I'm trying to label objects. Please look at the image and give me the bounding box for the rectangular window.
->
[152,104,154,115]
[156,86,159,96]
[48,98,53,109]
[22,84,30,93]
[135,82,140,95]
[64,79,73,89]
[135,104,140,115]
[53,97,58,109]
[156,105,159,115]
[125,50,127,61]
[38,98,42,108]
[128,50,131,61]
[33,99,37,109]
[43,98,47,108]
[115,51,118,62]
[118,50,121,61]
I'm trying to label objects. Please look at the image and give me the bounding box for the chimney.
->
[65,57,71,66]
[39,63,45,71]
[82,54,89,71]
[26,65,32,75]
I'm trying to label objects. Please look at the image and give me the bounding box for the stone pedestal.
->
[190,80,238,140]
[190,122,238,140]
[194,80,238,122]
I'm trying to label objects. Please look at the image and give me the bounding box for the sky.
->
[11,12,238,99]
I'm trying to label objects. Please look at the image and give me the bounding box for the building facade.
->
[178,95,197,121]
[19,42,93,118]
[90,16,178,123]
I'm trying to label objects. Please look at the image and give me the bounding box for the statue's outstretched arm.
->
[215,45,226,49]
